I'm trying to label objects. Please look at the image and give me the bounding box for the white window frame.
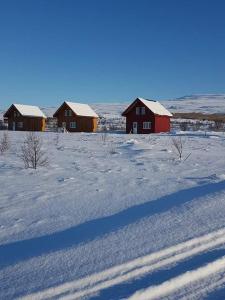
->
[70,121,76,129]
[141,107,146,115]
[17,121,23,128]
[143,122,151,129]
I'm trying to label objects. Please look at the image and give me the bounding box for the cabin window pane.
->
[136,107,140,115]
[141,107,145,115]
[70,122,76,128]
[68,110,72,116]
[17,122,23,128]
[143,122,151,129]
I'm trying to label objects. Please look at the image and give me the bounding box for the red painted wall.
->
[154,115,171,133]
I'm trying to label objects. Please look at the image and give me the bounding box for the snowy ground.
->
[1,129,225,299]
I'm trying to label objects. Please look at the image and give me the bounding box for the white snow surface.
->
[10,104,46,118]
[135,98,173,116]
[1,126,225,299]
[64,101,98,118]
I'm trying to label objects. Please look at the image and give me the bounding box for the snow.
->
[8,104,46,118]
[1,98,225,299]
[135,98,173,116]
[64,101,99,118]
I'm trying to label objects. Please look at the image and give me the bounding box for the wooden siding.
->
[54,102,98,132]
[5,106,46,131]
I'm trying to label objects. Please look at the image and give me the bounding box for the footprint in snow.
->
[58,177,75,182]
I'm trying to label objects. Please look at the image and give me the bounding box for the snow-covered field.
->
[1,126,225,299]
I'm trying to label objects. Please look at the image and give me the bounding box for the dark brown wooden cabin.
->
[122,97,172,134]
[53,101,98,132]
[4,104,46,131]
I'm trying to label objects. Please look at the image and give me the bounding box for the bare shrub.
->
[179,122,188,131]
[171,136,186,161]
[54,133,60,147]
[0,132,10,154]
[108,142,117,154]
[20,133,48,169]
[100,126,108,143]
[214,120,224,131]
[192,122,201,131]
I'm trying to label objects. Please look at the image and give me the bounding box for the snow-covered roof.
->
[65,101,99,118]
[137,98,173,116]
[122,98,173,117]
[6,104,46,118]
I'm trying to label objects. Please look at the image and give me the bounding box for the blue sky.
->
[1,0,225,107]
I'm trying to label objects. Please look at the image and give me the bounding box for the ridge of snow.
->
[20,227,225,300]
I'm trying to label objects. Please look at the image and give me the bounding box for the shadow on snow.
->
[1,180,225,268]
[89,249,225,300]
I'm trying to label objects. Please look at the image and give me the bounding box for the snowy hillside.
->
[1,129,225,299]
[1,94,225,121]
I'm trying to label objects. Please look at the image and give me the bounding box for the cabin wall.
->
[154,116,171,133]
[6,108,45,131]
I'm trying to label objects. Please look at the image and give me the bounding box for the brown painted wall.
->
[54,102,98,132]
[5,107,45,131]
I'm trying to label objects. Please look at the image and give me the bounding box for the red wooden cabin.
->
[122,97,172,134]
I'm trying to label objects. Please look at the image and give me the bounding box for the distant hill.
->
[1,94,225,119]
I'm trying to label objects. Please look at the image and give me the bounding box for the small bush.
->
[0,132,10,154]
[20,133,48,169]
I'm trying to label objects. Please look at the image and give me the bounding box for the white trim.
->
[143,122,151,129]
[70,121,76,129]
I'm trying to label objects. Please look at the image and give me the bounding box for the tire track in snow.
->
[128,256,225,300]
[20,227,225,300]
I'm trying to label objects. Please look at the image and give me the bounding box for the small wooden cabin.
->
[53,101,99,132]
[122,97,172,134]
[4,104,46,131]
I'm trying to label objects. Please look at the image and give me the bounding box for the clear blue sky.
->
[1,0,225,108]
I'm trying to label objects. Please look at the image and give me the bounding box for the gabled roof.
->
[4,104,46,118]
[122,97,173,117]
[53,101,99,118]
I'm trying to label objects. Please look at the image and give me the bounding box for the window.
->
[136,107,146,115]
[141,107,145,115]
[143,122,151,129]
[70,122,76,128]
[17,122,23,128]
[14,111,20,117]
[65,110,72,116]
[136,107,140,115]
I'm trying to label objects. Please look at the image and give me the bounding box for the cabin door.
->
[13,122,16,131]
[133,122,138,134]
